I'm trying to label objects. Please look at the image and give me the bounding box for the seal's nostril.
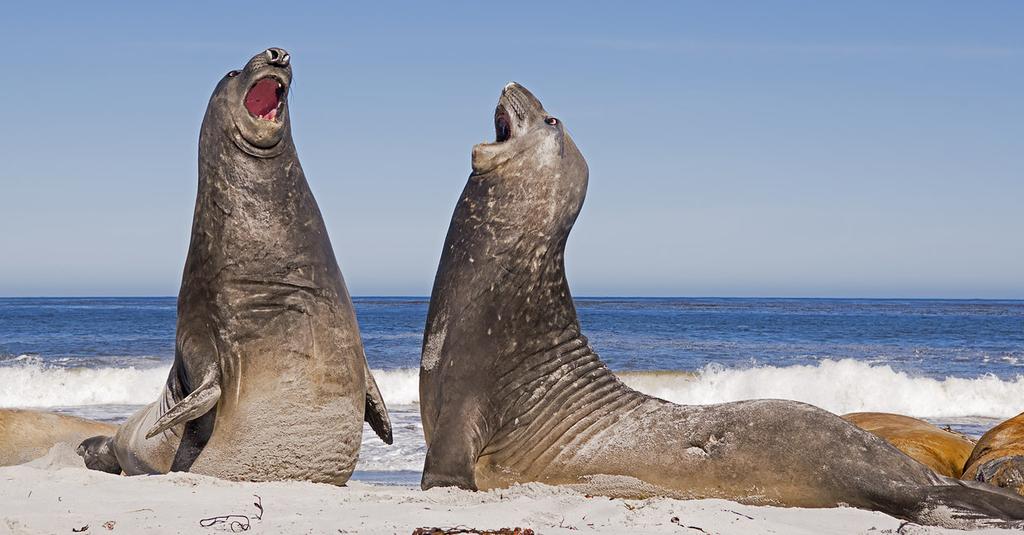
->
[266,48,290,67]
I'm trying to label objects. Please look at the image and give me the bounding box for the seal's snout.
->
[494,82,524,143]
[239,49,290,123]
[265,48,290,67]
[230,48,294,153]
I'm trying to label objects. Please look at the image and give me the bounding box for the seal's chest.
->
[192,393,364,484]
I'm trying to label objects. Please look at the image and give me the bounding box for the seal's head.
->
[974,456,1024,496]
[76,435,122,474]
[204,47,293,158]
[468,82,588,238]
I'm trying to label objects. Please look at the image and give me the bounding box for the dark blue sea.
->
[2,296,1023,481]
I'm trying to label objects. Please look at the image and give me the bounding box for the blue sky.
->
[1,2,1021,298]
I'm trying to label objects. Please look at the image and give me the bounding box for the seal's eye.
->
[227,70,241,78]
[545,117,559,126]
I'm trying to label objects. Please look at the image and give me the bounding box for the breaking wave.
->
[3,358,1023,419]
[618,359,1024,419]
[0,358,167,407]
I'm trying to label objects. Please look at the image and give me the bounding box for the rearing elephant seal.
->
[78,48,392,484]
[963,411,1024,496]
[842,412,975,478]
[418,82,1024,528]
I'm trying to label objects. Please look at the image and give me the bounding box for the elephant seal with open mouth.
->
[78,48,391,484]
[418,81,1024,528]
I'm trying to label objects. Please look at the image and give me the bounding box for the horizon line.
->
[2,295,1023,302]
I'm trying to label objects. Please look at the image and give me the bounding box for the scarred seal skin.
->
[0,409,116,466]
[418,82,1024,529]
[963,411,1024,496]
[843,412,975,478]
[77,48,392,484]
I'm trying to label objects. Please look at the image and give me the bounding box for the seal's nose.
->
[265,48,290,67]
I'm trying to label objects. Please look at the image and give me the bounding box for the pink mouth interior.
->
[244,78,282,121]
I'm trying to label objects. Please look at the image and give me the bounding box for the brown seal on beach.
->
[962,411,1024,495]
[842,412,975,478]
[0,409,116,466]
[418,81,1024,528]
[77,48,392,484]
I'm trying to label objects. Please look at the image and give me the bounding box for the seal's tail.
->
[76,435,122,474]
[901,479,1024,529]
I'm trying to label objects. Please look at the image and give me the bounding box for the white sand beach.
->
[0,444,1016,535]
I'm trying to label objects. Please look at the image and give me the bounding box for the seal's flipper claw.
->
[145,372,221,439]
[363,359,393,444]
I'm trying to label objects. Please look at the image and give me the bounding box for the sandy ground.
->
[0,445,1019,535]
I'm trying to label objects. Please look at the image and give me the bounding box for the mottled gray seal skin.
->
[78,48,392,484]
[419,82,1024,528]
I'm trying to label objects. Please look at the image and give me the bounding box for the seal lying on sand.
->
[418,81,1024,528]
[0,409,116,467]
[963,411,1024,496]
[843,412,975,478]
[78,48,391,484]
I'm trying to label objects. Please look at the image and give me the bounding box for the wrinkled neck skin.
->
[429,165,582,350]
[184,101,340,308]
[420,133,635,486]
[193,98,302,265]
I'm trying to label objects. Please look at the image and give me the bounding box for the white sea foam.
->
[619,359,1024,419]
[0,359,168,407]
[371,367,420,405]
[0,361,420,410]
[368,360,1024,419]
[5,359,1023,420]
[358,405,425,473]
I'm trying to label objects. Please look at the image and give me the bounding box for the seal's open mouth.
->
[245,77,284,121]
[494,107,512,143]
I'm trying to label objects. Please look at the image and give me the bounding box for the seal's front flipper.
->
[363,358,393,445]
[420,402,481,490]
[422,438,478,490]
[77,435,122,474]
[145,367,221,439]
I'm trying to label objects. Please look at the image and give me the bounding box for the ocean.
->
[2,296,1023,485]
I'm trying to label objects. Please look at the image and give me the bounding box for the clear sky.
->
[1,2,1021,298]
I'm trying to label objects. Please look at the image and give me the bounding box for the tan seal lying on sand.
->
[963,411,1024,496]
[0,409,115,466]
[842,412,975,478]
[418,81,1024,529]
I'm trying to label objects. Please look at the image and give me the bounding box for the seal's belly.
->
[191,300,366,484]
